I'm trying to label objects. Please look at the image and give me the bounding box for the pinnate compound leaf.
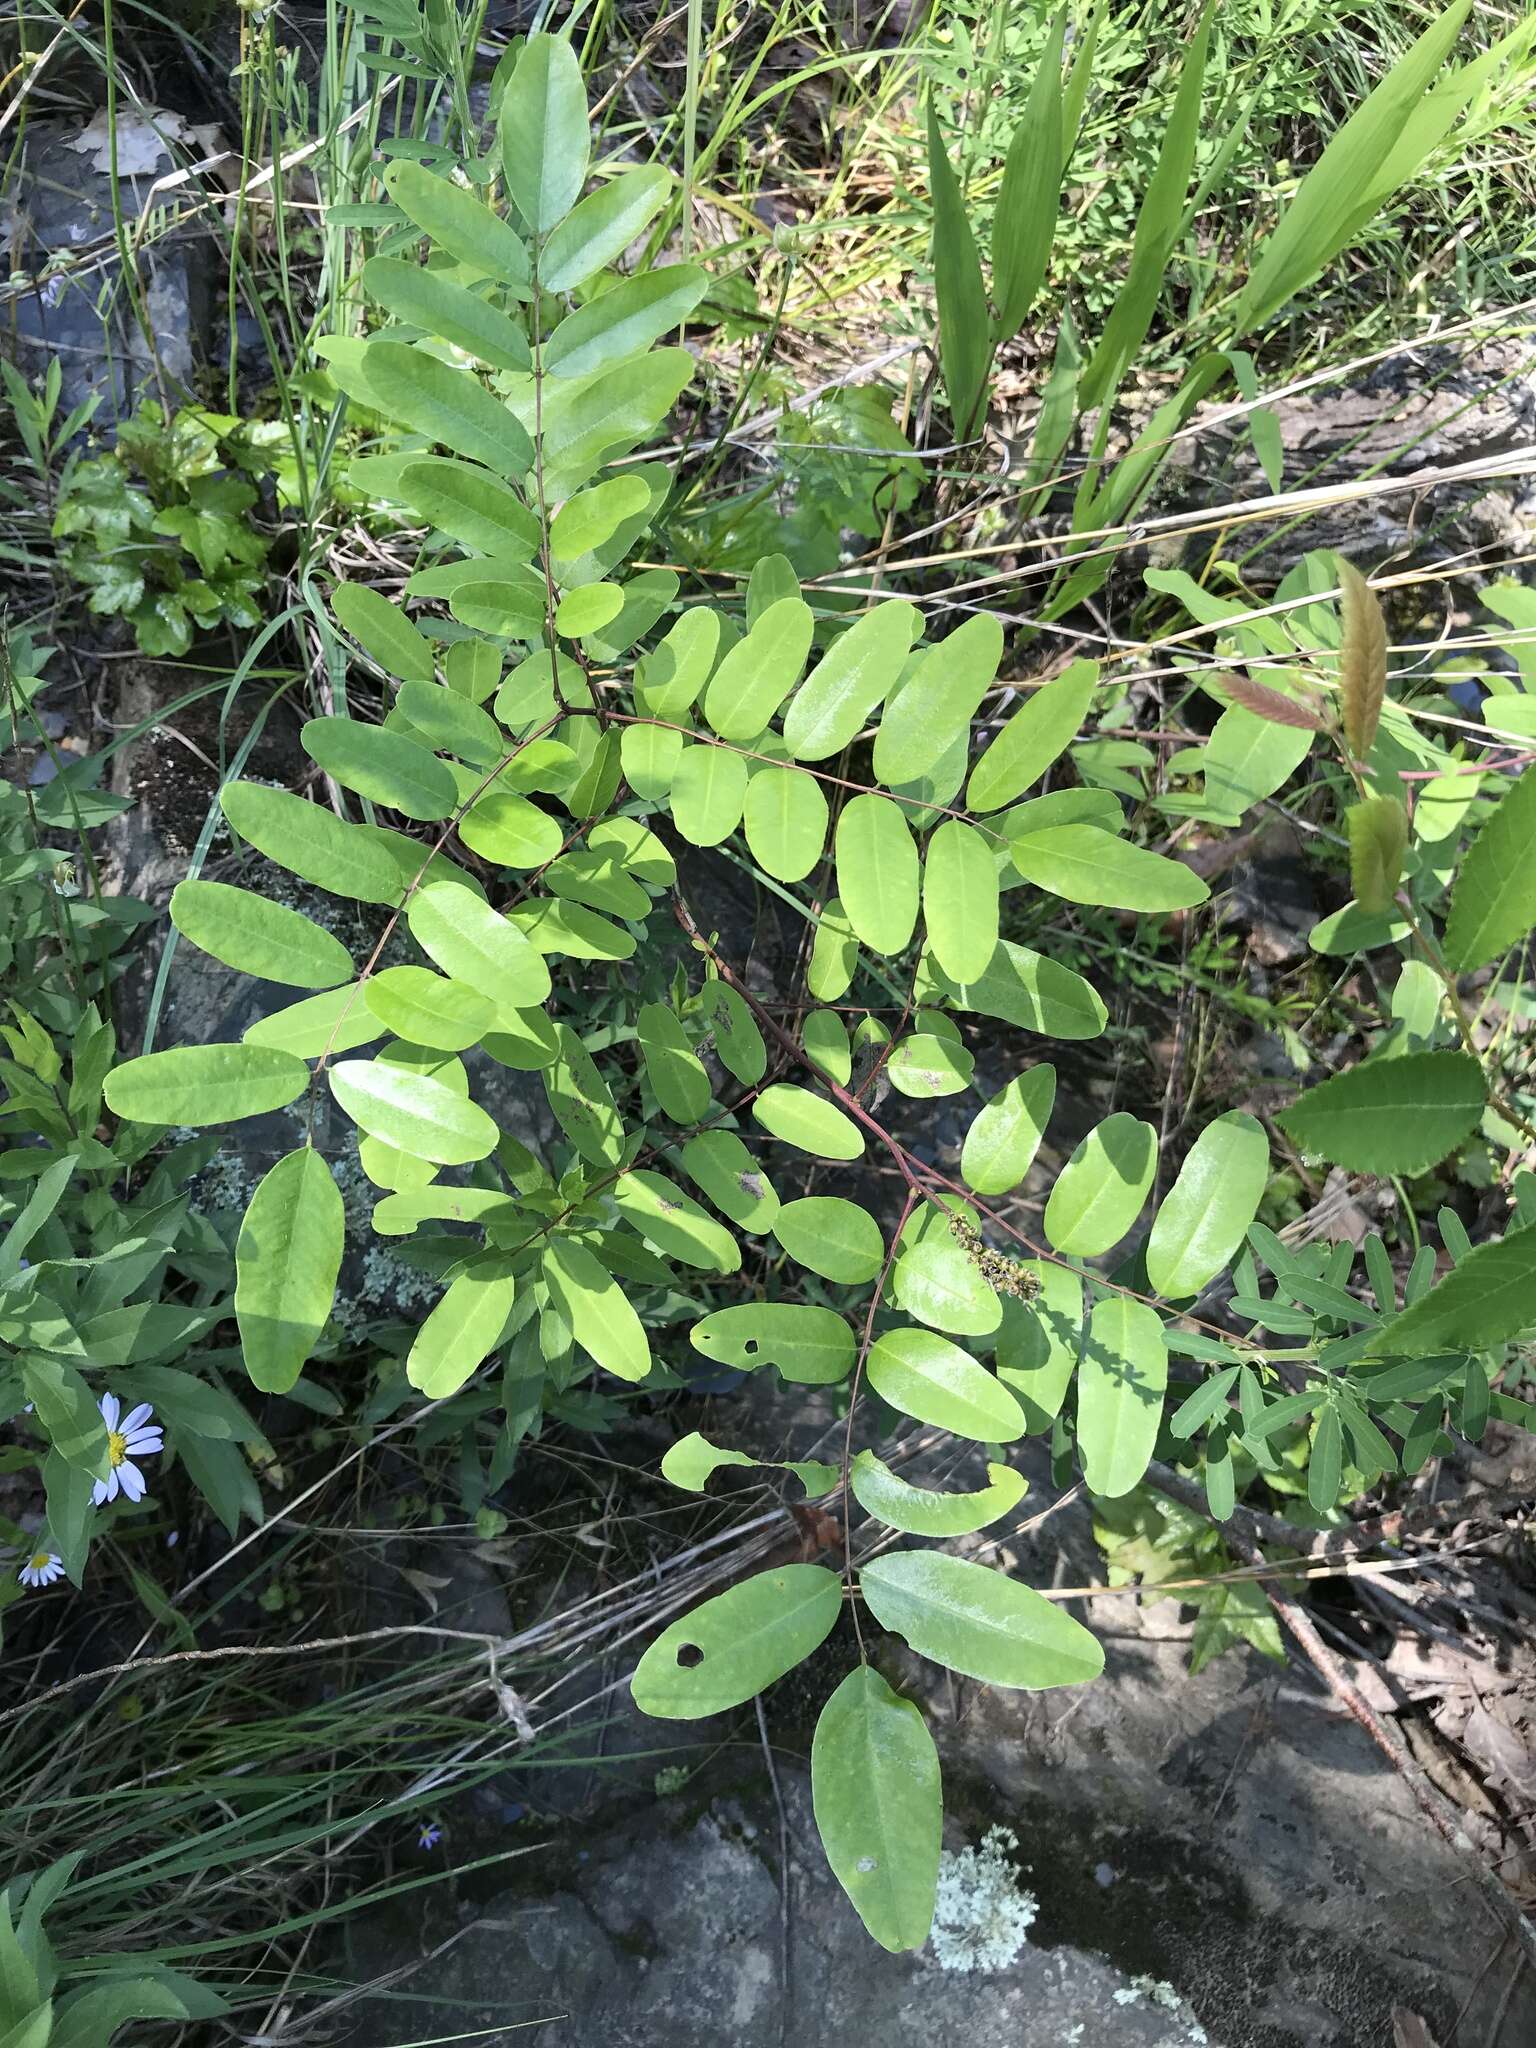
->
[170,881,353,989]
[362,254,530,371]
[1365,1224,1536,1359]
[961,1065,1055,1196]
[397,457,540,558]
[836,794,919,953]
[543,1023,624,1166]
[690,1303,855,1384]
[1043,1113,1157,1256]
[859,1551,1103,1688]
[851,1451,1026,1537]
[885,1033,974,1099]
[244,985,382,1058]
[543,1236,652,1382]
[699,979,767,1086]
[923,818,999,984]
[1443,764,1536,972]
[1346,795,1408,914]
[499,31,589,235]
[1275,1051,1485,1176]
[967,658,1098,812]
[771,1197,884,1283]
[867,1326,1024,1441]
[1338,558,1388,759]
[631,1565,843,1717]
[782,600,919,761]
[1145,1111,1268,1299]
[753,1083,864,1161]
[329,1058,497,1164]
[407,1266,517,1396]
[106,1044,309,1126]
[222,781,402,904]
[1008,825,1207,911]
[364,966,495,1051]
[1078,1297,1168,1497]
[235,1148,344,1392]
[812,1666,942,1954]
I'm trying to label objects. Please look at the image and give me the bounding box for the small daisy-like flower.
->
[92,1393,163,1507]
[418,1822,443,1851]
[19,1552,65,1589]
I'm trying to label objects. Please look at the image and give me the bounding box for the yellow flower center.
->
[107,1428,127,1468]
[29,1553,49,1572]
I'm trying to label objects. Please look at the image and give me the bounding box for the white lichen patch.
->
[929,1825,1038,1974]
[1112,1973,1209,2045]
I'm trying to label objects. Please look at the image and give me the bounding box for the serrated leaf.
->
[961,1065,1055,1196]
[873,615,1002,788]
[1364,1222,1536,1359]
[221,781,401,904]
[631,1564,842,1717]
[105,1044,310,1126]
[1008,824,1207,911]
[967,659,1098,813]
[771,1197,884,1283]
[500,32,589,235]
[1078,1297,1167,1497]
[812,1666,941,1953]
[867,1326,1024,1441]
[922,818,999,985]
[330,582,436,684]
[543,1236,651,1381]
[742,764,828,882]
[329,1058,497,1164]
[1043,1113,1157,1256]
[407,1265,517,1396]
[690,1302,854,1383]
[836,793,919,953]
[406,881,551,1009]
[1276,1051,1485,1176]
[1145,1111,1269,1299]
[892,1238,1002,1336]
[782,600,919,761]
[235,1148,343,1393]
[850,1451,1026,1537]
[753,1083,864,1162]
[169,881,353,990]
[859,1550,1102,1688]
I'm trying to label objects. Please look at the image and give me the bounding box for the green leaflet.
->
[690,1303,855,1384]
[771,1197,884,1283]
[541,166,672,292]
[537,349,695,492]
[753,1083,864,1162]
[612,1170,739,1274]
[244,986,382,1059]
[662,1430,836,1498]
[885,1033,974,1098]
[961,1065,1056,1196]
[1044,1113,1157,1257]
[382,160,532,290]
[458,791,565,868]
[396,458,540,558]
[782,600,919,760]
[679,1130,780,1233]
[891,1237,1002,1337]
[812,1666,942,1953]
[1145,1111,1269,1299]
[550,473,651,558]
[923,818,999,985]
[363,339,534,476]
[850,1451,1027,1537]
[301,717,458,822]
[1078,1297,1167,1497]
[859,1551,1102,1688]
[1444,764,1536,971]
[330,582,436,684]
[808,899,859,1002]
[105,1044,310,1126]
[361,256,530,372]
[995,1261,1083,1431]
[234,1148,343,1393]
[636,606,721,718]
[636,1003,711,1122]
[398,675,505,767]
[743,764,829,882]
[328,1058,497,1165]
[1008,824,1208,911]
[698,978,767,1086]
[543,1023,625,1166]
[1276,1051,1485,1177]
[499,31,589,233]
[21,1357,106,1471]
[363,966,495,1051]
[631,1565,842,1717]
[545,265,709,379]
[407,1265,517,1396]
[555,584,624,635]
[873,615,1002,788]
[221,781,402,905]
[542,1236,652,1382]
[671,743,748,846]
[836,793,919,953]
[928,939,1106,1039]
[866,1326,1024,1441]
[967,659,1098,812]
[804,1010,852,1085]
[406,882,551,1010]
[169,881,353,990]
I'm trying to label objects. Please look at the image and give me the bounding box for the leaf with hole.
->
[631,1565,842,1718]
[690,1302,854,1384]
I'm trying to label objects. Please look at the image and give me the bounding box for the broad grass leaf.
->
[836,794,919,953]
[328,1058,497,1164]
[1044,1113,1157,1256]
[690,1302,854,1383]
[1346,795,1408,913]
[396,457,540,557]
[1008,825,1207,911]
[330,582,436,683]
[221,781,401,904]
[812,1667,941,1954]
[925,101,991,439]
[636,1002,712,1122]
[671,742,748,846]
[363,966,495,1050]
[364,339,534,475]
[967,659,1098,813]
[991,7,1065,337]
[1338,559,1388,759]
[382,161,532,292]
[1443,764,1536,971]
[499,31,589,234]
[866,1326,1024,1441]
[169,880,353,990]
[361,256,530,371]
[743,764,828,882]
[928,939,1106,1039]
[541,166,671,291]
[859,1551,1102,1687]
[406,882,551,1009]
[753,1083,864,1162]
[703,595,814,743]
[961,1065,1055,1196]
[679,1130,780,1233]
[612,1171,739,1273]
[106,1044,309,1126]
[923,819,999,984]
[873,615,1002,788]
[782,600,919,761]
[543,1236,651,1381]
[995,1262,1082,1431]
[301,717,458,821]
[544,265,708,379]
[631,1565,842,1718]
[1145,1111,1268,1299]
[1078,1297,1168,1497]
[235,1148,344,1392]
[407,1266,517,1396]
[1276,1051,1485,1176]
[771,1197,884,1283]
[850,1451,1026,1537]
